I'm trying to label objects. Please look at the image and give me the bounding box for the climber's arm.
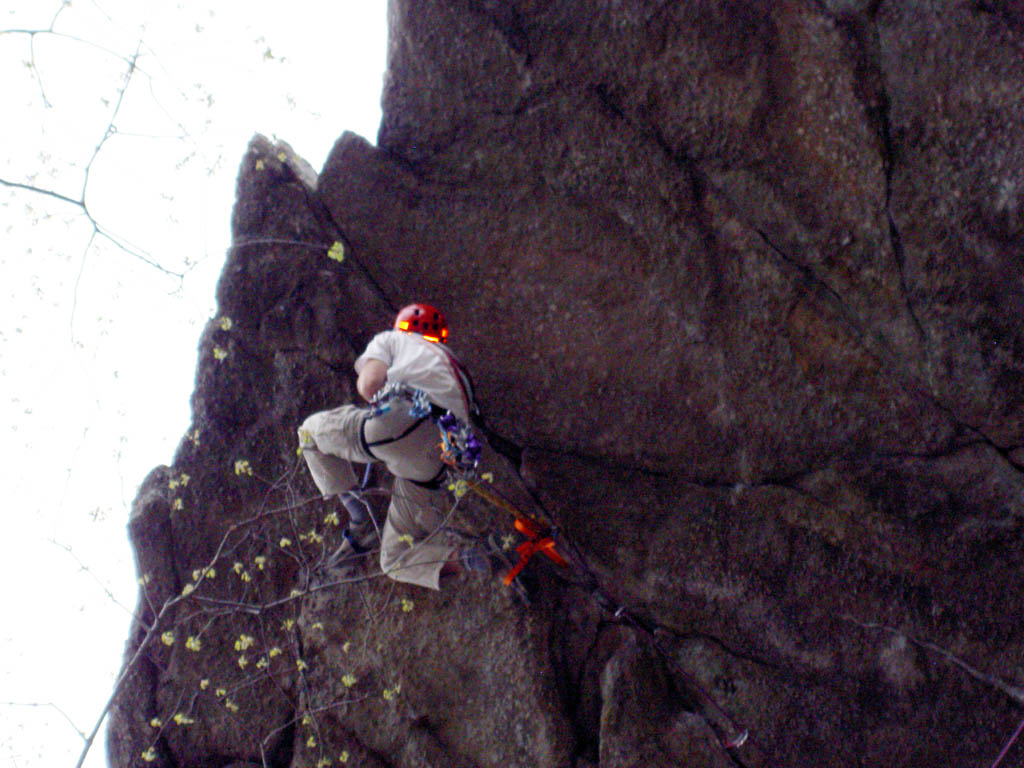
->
[356,358,388,402]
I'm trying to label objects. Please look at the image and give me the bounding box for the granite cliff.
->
[110,2,1024,766]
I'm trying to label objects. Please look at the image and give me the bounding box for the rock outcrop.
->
[110,2,1024,767]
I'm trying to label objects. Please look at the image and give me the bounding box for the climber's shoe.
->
[325,518,378,568]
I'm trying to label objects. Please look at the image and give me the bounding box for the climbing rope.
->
[452,405,776,765]
[990,713,1024,768]
[322,306,766,760]
[447,474,569,586]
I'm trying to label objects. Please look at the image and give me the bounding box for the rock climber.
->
[297,302,497,590]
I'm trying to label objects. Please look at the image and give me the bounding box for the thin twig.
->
[48,537,140,621]
[2,701,86,740]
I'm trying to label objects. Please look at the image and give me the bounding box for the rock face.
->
[110,2,1024,767]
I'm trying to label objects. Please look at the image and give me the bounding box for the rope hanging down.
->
[463,408,770,764]
[370,371,764,762]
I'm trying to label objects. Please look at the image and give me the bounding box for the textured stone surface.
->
[111,2,1024,767]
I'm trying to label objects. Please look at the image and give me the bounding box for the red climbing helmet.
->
[393,302,449,344]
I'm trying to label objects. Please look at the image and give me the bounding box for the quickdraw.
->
[502,515,568,586]
[453,475,569,585]
[437,412,482,472]
[436,407,569,585]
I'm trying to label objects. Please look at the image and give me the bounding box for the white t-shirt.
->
[355,330,472,422]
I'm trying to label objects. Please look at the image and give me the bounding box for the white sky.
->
[0,2,386,766]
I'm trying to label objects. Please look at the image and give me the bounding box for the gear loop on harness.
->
[368,382,431,419]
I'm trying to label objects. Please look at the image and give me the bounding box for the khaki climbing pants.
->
[298,403,457,591]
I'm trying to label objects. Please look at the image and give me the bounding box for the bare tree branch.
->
[3,27,186,282]
[0,177,82,208]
